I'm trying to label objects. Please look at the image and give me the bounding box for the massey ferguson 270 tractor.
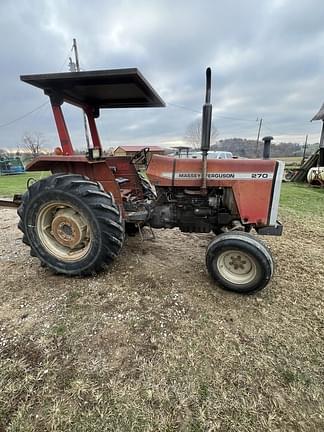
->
[15,67,284,294]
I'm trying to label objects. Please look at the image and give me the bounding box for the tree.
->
[184,118,219,149]
[22,132,46,158]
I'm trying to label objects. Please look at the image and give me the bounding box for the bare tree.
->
[184,118,219,149]
[22,132,46,158]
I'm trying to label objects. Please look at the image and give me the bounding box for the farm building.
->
[113,145,165,158]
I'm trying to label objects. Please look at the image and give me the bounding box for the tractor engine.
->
[148,187,235,233]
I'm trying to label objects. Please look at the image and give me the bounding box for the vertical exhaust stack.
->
[262,136,273,159]
[201,68,212,192]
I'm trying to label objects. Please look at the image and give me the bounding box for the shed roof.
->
[311,102,324,121]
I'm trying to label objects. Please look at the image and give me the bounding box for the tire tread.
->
[17,173,124,276]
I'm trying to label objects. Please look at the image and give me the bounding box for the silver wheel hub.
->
[36,202,92,262]
[217,250,258,285]
[225,253,251,274]
[51,209,87,249]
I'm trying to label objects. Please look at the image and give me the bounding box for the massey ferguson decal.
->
[161,172,274,180]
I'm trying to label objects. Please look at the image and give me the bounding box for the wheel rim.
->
[216,250,258,285]
[36,202,92,262]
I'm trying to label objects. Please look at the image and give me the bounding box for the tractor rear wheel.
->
[17,173,124,276]
[206,232,273,294]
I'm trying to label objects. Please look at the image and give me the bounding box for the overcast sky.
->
[0,0,324,151]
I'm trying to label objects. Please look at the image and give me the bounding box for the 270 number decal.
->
[251,173,269,179]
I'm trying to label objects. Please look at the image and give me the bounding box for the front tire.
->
[17,173,124,276]
[206,232,273,294]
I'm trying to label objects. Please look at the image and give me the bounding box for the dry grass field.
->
[276,156,303,164]
[0,183,323,431]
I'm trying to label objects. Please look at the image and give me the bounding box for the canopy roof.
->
[20,68,165,109]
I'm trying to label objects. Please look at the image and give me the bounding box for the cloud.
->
[0,0,323,151]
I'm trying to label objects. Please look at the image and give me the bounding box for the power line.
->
[170,103,312,141]
[0,46,74,129]
[168,102,201,114]
[262,121,313,139]
[0,102,48,128]
[170,102,309,137]
[261,122,273,133]
[59,44,74,72]
[168,102,257,122]
[214,114,256,122]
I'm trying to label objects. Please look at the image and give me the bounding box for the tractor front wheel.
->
[206,232,273,294]
[18,173,124,276]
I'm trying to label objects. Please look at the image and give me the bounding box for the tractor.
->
[16,67,284,294]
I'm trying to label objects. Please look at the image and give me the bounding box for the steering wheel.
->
[130,147,150,167]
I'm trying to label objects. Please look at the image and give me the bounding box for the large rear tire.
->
[206,232,273,294]
[17,173,124,276]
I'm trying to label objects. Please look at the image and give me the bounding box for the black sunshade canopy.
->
[20,68,165,109]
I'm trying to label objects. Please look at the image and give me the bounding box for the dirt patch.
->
[0,207,323,431]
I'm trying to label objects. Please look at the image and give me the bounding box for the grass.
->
[1,171,323,218]
[275,157,304,170]
[280,182,324,216]
[276,156,303,165]
[0,171,323,431]
[0,172,49,197]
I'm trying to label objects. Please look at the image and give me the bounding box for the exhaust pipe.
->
[201,68,212,192]
[262,136,273,159]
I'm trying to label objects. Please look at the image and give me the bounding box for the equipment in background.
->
[307,104,324,187]
[307,165,324,186]
[290,103,324,187]
[170,146,192,158]
[0,156,25,175]
[289,149,320,184]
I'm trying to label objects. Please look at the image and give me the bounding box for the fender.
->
[26,155,143,207]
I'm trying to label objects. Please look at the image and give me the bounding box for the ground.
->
[0,184,323,431]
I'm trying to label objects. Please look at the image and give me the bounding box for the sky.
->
[0,0,324,151]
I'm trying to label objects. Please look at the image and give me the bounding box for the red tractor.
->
[17,67,284,294]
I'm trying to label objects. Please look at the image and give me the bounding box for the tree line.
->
[184,119,318,158]
[0,125,319,160]
[212,138,318,158]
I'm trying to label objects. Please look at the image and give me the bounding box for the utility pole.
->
[311,102,324,167]
[72,38,80,71]
[301,134,308,165]
[255,117,263,157]
[71,38,91,150]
